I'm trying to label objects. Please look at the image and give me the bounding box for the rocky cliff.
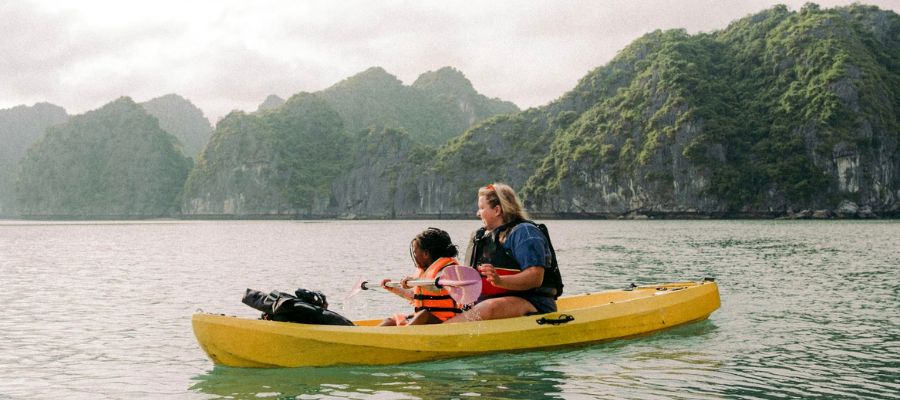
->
[182,93,349,216]
[332,127,436,218]
[521,4,899,217]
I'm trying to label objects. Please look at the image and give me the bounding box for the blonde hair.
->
[478,182,530,225]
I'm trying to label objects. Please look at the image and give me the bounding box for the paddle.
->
[355,265,482,305]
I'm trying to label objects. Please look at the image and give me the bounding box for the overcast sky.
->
[3,0,897,123]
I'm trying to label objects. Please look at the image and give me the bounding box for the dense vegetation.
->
[16,98,192,217]
[510,3,898,214]
[696,3,900,209]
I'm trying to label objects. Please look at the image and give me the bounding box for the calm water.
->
[0,220,897,399]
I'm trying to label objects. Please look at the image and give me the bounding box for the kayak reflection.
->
[190,352,568,399]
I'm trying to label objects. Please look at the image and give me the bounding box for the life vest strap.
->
[413,294,453,301]
[411,257,462,319]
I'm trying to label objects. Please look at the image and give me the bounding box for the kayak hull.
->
[192,280,720,367]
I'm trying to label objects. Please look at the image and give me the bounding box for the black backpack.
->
[241,288,354,326]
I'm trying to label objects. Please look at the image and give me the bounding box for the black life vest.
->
[466,219,564,299]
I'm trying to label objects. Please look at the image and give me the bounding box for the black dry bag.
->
[242,288,354,326]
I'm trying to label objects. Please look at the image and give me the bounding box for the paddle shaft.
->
[361,277,477,291]
[355,265,483,305]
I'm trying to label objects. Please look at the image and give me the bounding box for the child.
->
[379,227,461,326]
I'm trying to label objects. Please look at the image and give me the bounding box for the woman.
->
[445,183,559,323]
[379,227,462,326]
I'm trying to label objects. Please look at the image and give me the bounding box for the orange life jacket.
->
[413,257,462,321]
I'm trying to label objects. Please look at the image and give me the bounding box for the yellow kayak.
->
[192,280,720,368]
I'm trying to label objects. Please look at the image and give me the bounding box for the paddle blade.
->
[440,265,482,306]
[345,277,368,301]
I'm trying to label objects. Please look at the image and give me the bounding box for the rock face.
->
[182,93,350,216]
[0,103,68,216]
[332,127,433,218]
[140,94,213,158]
[16,98,192,217]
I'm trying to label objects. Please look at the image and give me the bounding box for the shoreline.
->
[3,210,897,221]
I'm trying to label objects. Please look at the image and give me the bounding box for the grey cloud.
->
[172,44,321,121]
[3,0,899,120]
[0,4,80,96]
[0,2,187,110]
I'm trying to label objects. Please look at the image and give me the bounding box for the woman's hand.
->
[400,276,413,289]
[478,263,544,291]
[477,264,501,286]
[380,278,393,290]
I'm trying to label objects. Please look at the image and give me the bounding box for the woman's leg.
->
[405,310,442,325]
[378,313,412,326]
[443,296,537,323]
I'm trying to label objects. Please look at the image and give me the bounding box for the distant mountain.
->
[0,103,68,215]
[318,66,519,146]
[17,97,192,217]
[257,94,286,112]
[181,66,518,217]
[140,94,213,158]
[413,66,520,126]
[182,93,350,216]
